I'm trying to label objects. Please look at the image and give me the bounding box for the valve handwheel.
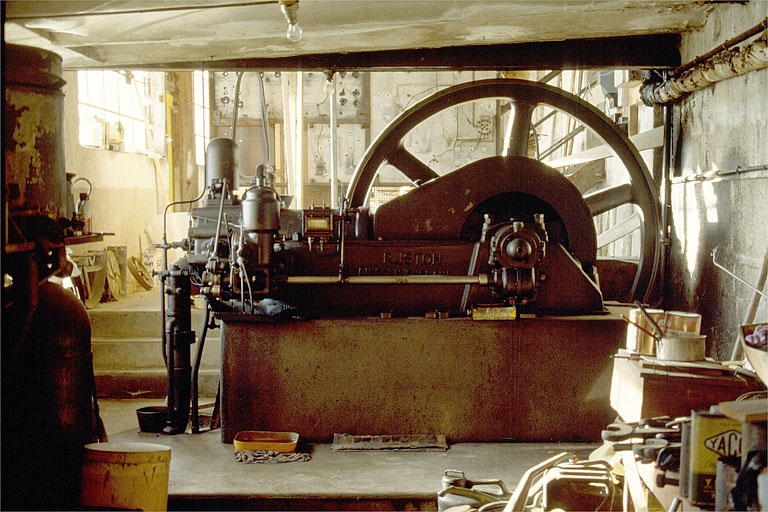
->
[128,256,154,291]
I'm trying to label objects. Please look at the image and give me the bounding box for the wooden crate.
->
[610,351,765,422]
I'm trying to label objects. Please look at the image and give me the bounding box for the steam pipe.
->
[641,27,768,106]
[660,100,673,308]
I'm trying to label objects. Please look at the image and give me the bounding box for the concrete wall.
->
[668,2,768,359]
[61,71,172,293]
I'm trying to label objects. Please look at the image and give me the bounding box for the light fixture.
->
[279,0,303,42]
[323,70,335,95]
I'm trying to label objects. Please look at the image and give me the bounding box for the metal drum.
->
[4,44,67,219]
[2,282,96,510]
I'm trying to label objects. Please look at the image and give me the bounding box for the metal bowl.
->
[136,406,167,433]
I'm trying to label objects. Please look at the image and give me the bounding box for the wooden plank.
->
[718,399,768,423]
[546,126,664,168]
[622,451,650,512]
[597,213,641,248]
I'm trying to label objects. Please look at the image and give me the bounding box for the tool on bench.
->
[601,417,679,443]
[602,417,683,468]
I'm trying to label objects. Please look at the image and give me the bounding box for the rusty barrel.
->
[4,44,67,218]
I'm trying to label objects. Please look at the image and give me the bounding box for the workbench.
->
[611,352,766,511]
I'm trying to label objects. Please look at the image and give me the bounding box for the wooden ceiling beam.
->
[130,34,680,72]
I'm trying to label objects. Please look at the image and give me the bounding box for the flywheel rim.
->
[345,78,661,303]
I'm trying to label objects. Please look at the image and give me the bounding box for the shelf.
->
[719,399,768,423]
[65,233,106,245]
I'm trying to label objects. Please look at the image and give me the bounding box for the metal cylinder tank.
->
[4,44,67,219]
[242,185,281,233]
[205,137,239,190]
[2,45,97,511]
[1,281,96,510]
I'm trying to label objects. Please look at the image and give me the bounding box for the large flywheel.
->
[346,78,661,303]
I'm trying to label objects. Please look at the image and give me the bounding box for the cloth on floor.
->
[745,324,768,349]
[331,433,448,451]
[235,450,312,463]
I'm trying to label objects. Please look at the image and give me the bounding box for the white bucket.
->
[81,442,171,511]
[656,333,707,361]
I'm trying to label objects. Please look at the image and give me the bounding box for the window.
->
[77,70,165,155]
[193,70,211,166]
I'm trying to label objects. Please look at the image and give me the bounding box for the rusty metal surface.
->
[4,45,67,220]
[220,306,629,444]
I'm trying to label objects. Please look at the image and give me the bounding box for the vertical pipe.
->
[191,298,210,433]
[660,99,673,308]
[329,72,339,209]
[164,264,193,434]
[166,91,175,204]
[294,72,304,208]
[282,72,304,208]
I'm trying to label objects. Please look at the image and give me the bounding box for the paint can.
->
[81,442,172,511]
[625,307,663,354]
[662,311,702,335]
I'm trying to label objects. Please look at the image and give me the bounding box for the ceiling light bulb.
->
[280,0,302,42]
[286,23,303,42]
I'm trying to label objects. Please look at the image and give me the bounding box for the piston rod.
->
[286,275,490,285]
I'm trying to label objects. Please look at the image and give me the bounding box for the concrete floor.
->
[92,292,603,510]
[101,403,600,510]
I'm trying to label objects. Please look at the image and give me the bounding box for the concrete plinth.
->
[220,305,629,443]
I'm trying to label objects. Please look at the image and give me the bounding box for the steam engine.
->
[177,137,604,320]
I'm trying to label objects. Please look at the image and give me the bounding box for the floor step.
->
[87,291,219,399]
[88,309,207,338]
[91,337,220,370]
[95,369,219,398]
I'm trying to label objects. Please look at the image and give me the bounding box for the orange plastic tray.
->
[233,431,299,452]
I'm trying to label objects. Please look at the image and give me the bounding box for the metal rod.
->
[713,247,768,300]
[286,274,489,285]
[675,18,768,75]
[671,164,768,184]
[208,179,228,265]
[191,298,211,434]
[730,245,768,360]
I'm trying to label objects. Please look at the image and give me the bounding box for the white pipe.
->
[641,38,768,106]
[329,72,338,209]
[282,72,304,208]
